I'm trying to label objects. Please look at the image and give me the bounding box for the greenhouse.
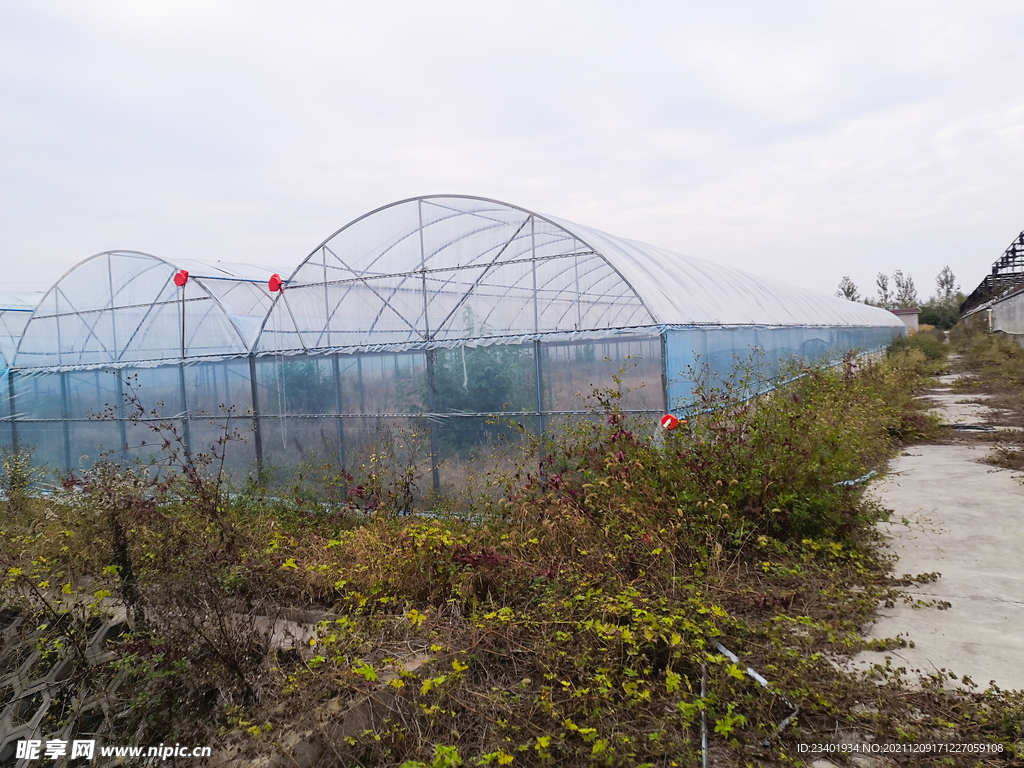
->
[2,195,904,492]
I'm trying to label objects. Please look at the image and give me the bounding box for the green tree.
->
[433,344,532,416]
[835,276,860,301]
[892,270,919,307]
[279,359,332,415]
[874,272,893,309]
[919,266,964,329]
[935,265,959,302]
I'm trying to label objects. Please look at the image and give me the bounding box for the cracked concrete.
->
[918,371,1022,431]
[852,375,1024,690]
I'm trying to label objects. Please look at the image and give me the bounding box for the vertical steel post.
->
[224,360,231,408]
[356,357,366,414]
[211,358,219,411]
[660,333,670,413]
[8,370,18,452]
[530,216,546,435]
[248,354,263,474]
[323,246,331,349]
[548,348,555,413]
[55,283,66,468]
[425,349,441,492]
[178,363,191,456]
[534,340,544,433]
[60,371,72,472]
[180,279,186,359]
[178,275,191,457]
[115,369,128,460]
[104,253,128,460]
[332,354,345,468]
[417,200,441,493]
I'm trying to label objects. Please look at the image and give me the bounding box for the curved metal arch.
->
[360,215,529,340]
[286,208,536,348]
[12,250,252,368]
[252,195,658,352]
[474,251,646,333]
[369,213,542,340]
[421,197,656,325]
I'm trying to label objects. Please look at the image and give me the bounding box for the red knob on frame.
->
[269,274,283,292]
[173,270,189,287]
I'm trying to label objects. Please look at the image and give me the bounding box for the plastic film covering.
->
[7,361,259,476]
[990,289,1024,337]
[256,195,901,357]
[14,252,275,369]
[238,334,665,496]
[664,325,902,413]
[256,197,655,354]
[0,292,41,370]
[546,217,904,328]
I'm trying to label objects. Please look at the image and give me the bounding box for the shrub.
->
[961,332,1024,390]
[499,351,931,546]
[0,444,46,517]
[888,327,948,361]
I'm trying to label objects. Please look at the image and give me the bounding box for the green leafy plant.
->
[0,444,47,517]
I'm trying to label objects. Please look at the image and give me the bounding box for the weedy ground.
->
[2,332,1023,767]
[944,331,1024,480]
[948,330,1024,428]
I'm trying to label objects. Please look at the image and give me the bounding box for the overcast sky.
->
[2,1,1022,303]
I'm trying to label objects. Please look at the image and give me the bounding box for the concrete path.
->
[852,377,1024,691]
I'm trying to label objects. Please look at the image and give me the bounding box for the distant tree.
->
[918,300,960,329]
[919,266,963,329]
[875,273,893,309]
[892,270,919,307]
[935,265,959,302]
[835,276,860,301]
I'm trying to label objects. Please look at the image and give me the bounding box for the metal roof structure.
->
[961,229,1024,314]
[6,197,902,372]
[255,195,901,356]
[13,251,277,369]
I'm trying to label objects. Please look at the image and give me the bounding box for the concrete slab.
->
[916,380,1022,430]
[852,444,1024,690]
[924,397,1002,425]
[935,372,974,386]
[917,387,1007,425]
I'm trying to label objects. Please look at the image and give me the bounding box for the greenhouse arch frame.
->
[2,195,905,493]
